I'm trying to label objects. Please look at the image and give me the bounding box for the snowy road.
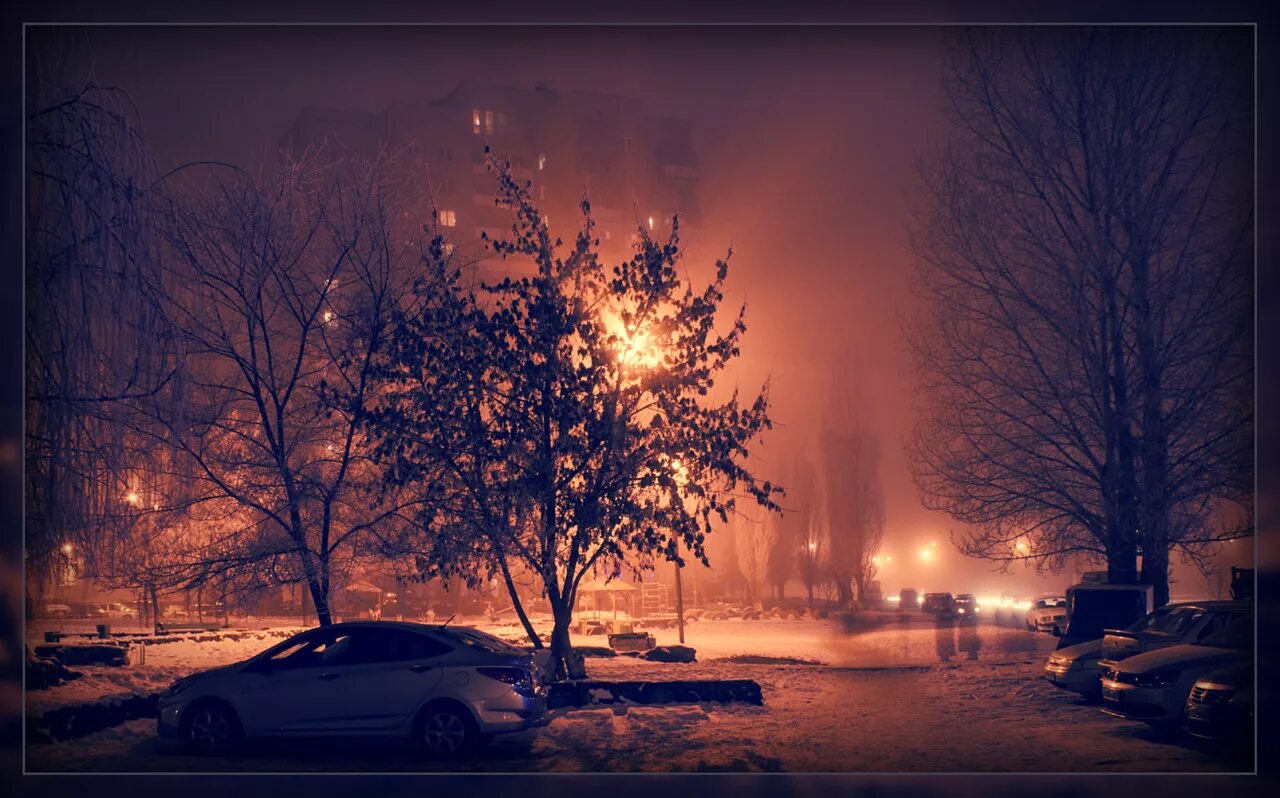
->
[26,640,1248,773]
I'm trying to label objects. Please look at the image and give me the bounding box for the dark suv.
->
[953,594,980,621]
[922,592,955,616]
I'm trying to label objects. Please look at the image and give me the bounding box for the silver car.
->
[1099,613,1252,726]
[157,621,548,757]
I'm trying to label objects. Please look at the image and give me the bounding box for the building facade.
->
[281,81,700,268]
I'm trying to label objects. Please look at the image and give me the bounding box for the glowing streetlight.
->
[919,547,934,563]
[61,542,73,556]
[124,490,141,507]
[1015,539,1030,555]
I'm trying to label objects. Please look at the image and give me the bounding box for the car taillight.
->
[477,667,527,685]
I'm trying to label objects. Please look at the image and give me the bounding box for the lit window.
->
[605,230,612,240]
[484,110,494,135]
[439,209,457,227]
[444,243,455,255]
[538,153,546,170]
[472,109,481,134]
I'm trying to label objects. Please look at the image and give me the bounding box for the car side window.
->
[348,629,452,665]
[1195,614,1228,642]
[262,629,355,670]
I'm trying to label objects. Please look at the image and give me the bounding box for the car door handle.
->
[408,664,434,673]
[317,672,342,680]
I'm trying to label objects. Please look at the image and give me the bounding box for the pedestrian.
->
[959,618,982,661]
[934,612,957,663]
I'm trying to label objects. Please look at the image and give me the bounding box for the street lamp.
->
[919,547,934,563]
[124,490,141,507]
[61,542,73,556]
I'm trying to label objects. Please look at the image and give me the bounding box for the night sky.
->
[31,23,1255,597]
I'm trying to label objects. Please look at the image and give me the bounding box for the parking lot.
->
[24,617,1251,773]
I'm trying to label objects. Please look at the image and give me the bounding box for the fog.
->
[41,24,1251,599]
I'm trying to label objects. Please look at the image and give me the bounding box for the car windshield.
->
[1036,598,1066,609]
[1198,615,1253,650]
[1125,607,1203,636]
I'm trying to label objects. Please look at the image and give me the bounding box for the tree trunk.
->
[1132,255,1171,609]
[833,575,853,609]
[304,579,332,626]
[548,601,585,680]
[497,554,543,648]
[148,584,160,634]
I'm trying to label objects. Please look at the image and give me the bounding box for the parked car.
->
[863,580,884,609]
[898,589,919,610]
[1044,638,1109,698]
[40,603,72,619]
[157,621,548,757]
[1102,600,1250,661]
[107,602,139,617]
[1044,601,1249,699]
[953,594,980,621]
[1185,661,1253,742]
[1026,596,1068,634]
[922,592,955,616]
[1099,613,1252,726]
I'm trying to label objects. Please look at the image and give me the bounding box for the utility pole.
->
[674,555,686,645]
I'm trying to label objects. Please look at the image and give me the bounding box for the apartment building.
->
[281,81,700,265]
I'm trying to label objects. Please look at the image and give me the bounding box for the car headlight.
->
[1135,668,1180,688]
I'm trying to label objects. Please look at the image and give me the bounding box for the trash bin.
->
[44,631,62,643]
[96,623,111,639]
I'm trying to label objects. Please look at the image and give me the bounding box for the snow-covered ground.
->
[23,616,1248,772]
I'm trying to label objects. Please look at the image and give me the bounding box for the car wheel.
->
[184,703,241,755]
[419,705,477,758]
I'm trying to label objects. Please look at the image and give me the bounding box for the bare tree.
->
[24,55,182,611]
[764,455,798,602]
[821,359,885,607]
[734,511,773,610]
[907,29,1252,604]
[784,450,822,609]
[128,151,421,626]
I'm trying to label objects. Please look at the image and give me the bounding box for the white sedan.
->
[1026,596,1068,634]
[157,621,548,757]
